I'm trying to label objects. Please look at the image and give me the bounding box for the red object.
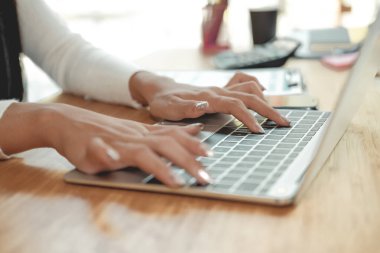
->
[201,2,229,54]
[321,52,359,71]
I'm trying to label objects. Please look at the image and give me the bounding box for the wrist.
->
[129,71,177,105]
[0,103,60,154]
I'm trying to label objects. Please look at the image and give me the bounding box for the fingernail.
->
[281,116,291,125]
[195,101,209,110]
[198,169,212,184]
[191,123,205,130]
[201,144,213,157]
[106,148,120,161]
[256,124,265,134]
[171,173,185,186]
[255,123,265,134]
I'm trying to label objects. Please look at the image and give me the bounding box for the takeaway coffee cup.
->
[249,7,278,45]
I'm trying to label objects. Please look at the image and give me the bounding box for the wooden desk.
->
[1,49,380,253]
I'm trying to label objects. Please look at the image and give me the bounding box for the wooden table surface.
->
[1,49,380,253]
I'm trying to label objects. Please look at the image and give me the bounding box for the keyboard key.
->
[219,174,242,181]
[254,167,272,174]
[228,169,248,176]
[271,148,289,155]
[283,158,295,165]
[308,111,323,116]
[266,154,286,161]
[303,115,319,120]
[277,143,294,149]
[212,163,233,168]
[240,140,259,145]
[248,150,268,157]
[235,162,254,169]
[255,145,273,151]
[242,156,260,162]
[244,134,264,140]
[199,157,218,166]
[233,145,252,151]
[213,147,230,153]
[212,152,224,158]
[225,136,244,142]
[227,151,246,157]
[204,133,227,148]
[307,131,318,136]
[297,141,309,147]
[270,129,291,135]
[287,133,305,139]
[260,139,279,146]
[290,129,308,134]
[220,157,239,163]
[290,111,306,117]
[282,138,299,144]
[208,183,232,191]
[302,136,313,141]
[264,135,283,140]
[300,119,316,124]
[218,141,237,147]
[260,161,279,167]
[294,124,312,129]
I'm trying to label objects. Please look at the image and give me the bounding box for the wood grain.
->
[1,50,379,253]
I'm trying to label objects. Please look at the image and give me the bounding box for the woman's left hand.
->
[130,71,290,133]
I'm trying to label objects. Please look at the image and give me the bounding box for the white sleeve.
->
[0,100,17,119]
[0,100,18,160]
[16,0,142,108]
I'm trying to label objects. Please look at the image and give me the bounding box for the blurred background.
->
[24,0,379,101]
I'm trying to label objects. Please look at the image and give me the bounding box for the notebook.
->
[154,68,305,95]
[64,13,380,206]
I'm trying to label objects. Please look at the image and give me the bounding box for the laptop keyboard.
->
[149,110,330,196]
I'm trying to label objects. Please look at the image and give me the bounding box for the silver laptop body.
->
[65,13,380,206]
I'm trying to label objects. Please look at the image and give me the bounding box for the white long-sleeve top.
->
[0,0,142,119]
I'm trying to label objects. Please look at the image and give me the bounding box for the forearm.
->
[129,71,188,105]
[0,103,55,154]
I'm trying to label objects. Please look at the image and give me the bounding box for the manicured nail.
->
[171,172,185,186]
[106,148,120,161]
[195,101,209,110]
[191,123,205,130]
[281,116,291,125]
[201,144,213,157]
[256,124,265,134]
[198,169,212,184]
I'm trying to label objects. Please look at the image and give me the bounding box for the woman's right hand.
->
[0,102,211,187]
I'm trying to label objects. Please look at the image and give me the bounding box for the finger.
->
[77,137,121,174]
[226,81,266,101]
[144,136,211,185]
[153,123,204,136]
[225,72,266,90]
[148,122,204,136]
[149,96,209,120]
[207,96,265,133]
[123,144,185,188]
[150,126,211,157]
[227,92,291,127]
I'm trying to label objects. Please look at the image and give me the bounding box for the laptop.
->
[64,13,380,206]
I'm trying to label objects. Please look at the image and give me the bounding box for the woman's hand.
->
[0,103,211,187]
[130,71,290,133]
